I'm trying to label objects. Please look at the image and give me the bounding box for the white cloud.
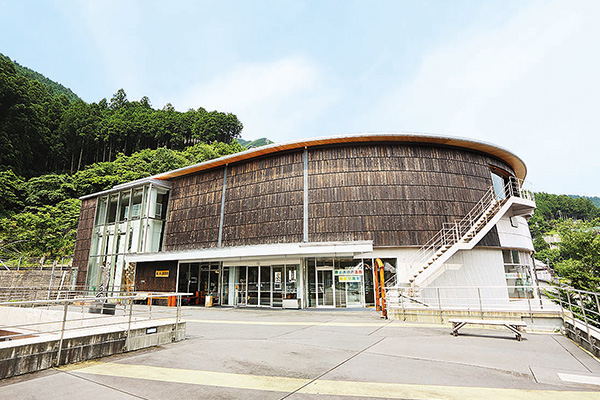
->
[174,56,339,141]
[371,0,600,195]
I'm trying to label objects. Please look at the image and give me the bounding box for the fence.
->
[0,291,189,377]
[0,257,73,271]
[385,284,600,355]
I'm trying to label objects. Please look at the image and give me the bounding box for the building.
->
[72,133,537,308]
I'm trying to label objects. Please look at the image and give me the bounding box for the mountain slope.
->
[2,53,80,102]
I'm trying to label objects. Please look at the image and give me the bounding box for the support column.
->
[218,165,228,247]
[303,148,309,243]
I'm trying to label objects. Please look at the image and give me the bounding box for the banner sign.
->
[339,276,361,282]
[334,267,363,276]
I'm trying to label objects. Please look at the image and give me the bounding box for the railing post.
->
[126,297,134,351]
[595,294,600,325]
[527,295,533,323]
[477,288,483,319]
[176,294,181,325]
[579,292,593,347]
[55,301,69,366]
[566,289,578,340]
[437,287,443,323]
[401,288,406,321]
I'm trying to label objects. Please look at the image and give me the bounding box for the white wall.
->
[496,215,534,251]
[421,248,510,307]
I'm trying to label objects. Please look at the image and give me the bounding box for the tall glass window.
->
[86,183,170,293]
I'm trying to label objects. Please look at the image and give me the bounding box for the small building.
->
[72,133,536,308]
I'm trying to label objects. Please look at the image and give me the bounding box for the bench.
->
[449,319,527,341]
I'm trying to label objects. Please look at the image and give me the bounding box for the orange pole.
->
[374,259,384,312]
[379,266,387,319]
[374,263,381,311]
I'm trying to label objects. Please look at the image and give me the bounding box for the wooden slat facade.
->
[221,151,304,246]
[73,197,97,287]
[307,144,512,246]
[159,142,514,250]
[163,168,225,250]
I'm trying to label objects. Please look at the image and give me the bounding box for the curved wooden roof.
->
[153,133,527,181]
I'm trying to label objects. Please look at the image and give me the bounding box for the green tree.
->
[0,170,25,217]
[554,219,600,291]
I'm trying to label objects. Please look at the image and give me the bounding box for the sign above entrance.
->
[338,275,361,282]
[334,267,363,276]
[155,270,170,278]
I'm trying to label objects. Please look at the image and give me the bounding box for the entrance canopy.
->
[126,241,373,264]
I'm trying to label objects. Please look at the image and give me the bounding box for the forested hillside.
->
[237,137,274,148]
[530,193,599,291]
[0,53,246,261]
[11,57,80,102]
[569,194,600,208]
[0,53,243,177]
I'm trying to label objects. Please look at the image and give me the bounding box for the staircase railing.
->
[403,177,530,285]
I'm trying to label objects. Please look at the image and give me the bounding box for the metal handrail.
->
[384,284,599,354]
[404,177,532,284]
[0,291,191,366]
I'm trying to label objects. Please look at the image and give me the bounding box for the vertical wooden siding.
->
[308,144,513,246]
[163,168,225,250]
[73,197,97,287]
[140,142,514,252]
[222,151,304,246]
[134,261,178,292]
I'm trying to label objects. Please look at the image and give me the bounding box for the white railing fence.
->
[0,291,190,366]
[385,284,600,354]
[403,177,534,285]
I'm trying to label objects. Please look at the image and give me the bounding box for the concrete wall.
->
[424,248,509,307]
[0,322,185,379]
[497,215,534,251]
[0,269,75,296]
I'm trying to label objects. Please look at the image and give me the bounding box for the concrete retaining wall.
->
[0,322,185,379]
[0,269,75,301]
[563,319,600,357]
[389,307,564,333]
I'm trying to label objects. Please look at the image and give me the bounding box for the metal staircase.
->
[400,177,535,287]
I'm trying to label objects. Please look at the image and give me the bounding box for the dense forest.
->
[0,53,243,177]
[0,53,247,261]
[530,193,599,291]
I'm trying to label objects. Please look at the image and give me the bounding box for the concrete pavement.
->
[1,306,600,399]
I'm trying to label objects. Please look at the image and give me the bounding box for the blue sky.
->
[1,0,598,196]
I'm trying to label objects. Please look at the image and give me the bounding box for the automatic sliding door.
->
[248,266,259,305]
[317,269,334,307]
[272,266,283,307]
[260,266,271,306]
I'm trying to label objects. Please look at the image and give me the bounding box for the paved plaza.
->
[2,307,600,399]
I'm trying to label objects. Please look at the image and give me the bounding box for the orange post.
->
[374,261,381,311]
[375,258,387,319]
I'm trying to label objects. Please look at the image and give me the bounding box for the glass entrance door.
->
[260,266,271,306]
[248,266,259,305]
[345,281,363,307]
[272,266,283,307]
[317,269,335,307]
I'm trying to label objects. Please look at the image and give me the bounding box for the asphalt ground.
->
[2,306,600,399]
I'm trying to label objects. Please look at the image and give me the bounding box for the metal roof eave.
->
[79,178,173,200]
[150,132,528,182]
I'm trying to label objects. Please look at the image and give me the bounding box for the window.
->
[503,250,533,299]
[491,171,507,199]
[88,183,170,292]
